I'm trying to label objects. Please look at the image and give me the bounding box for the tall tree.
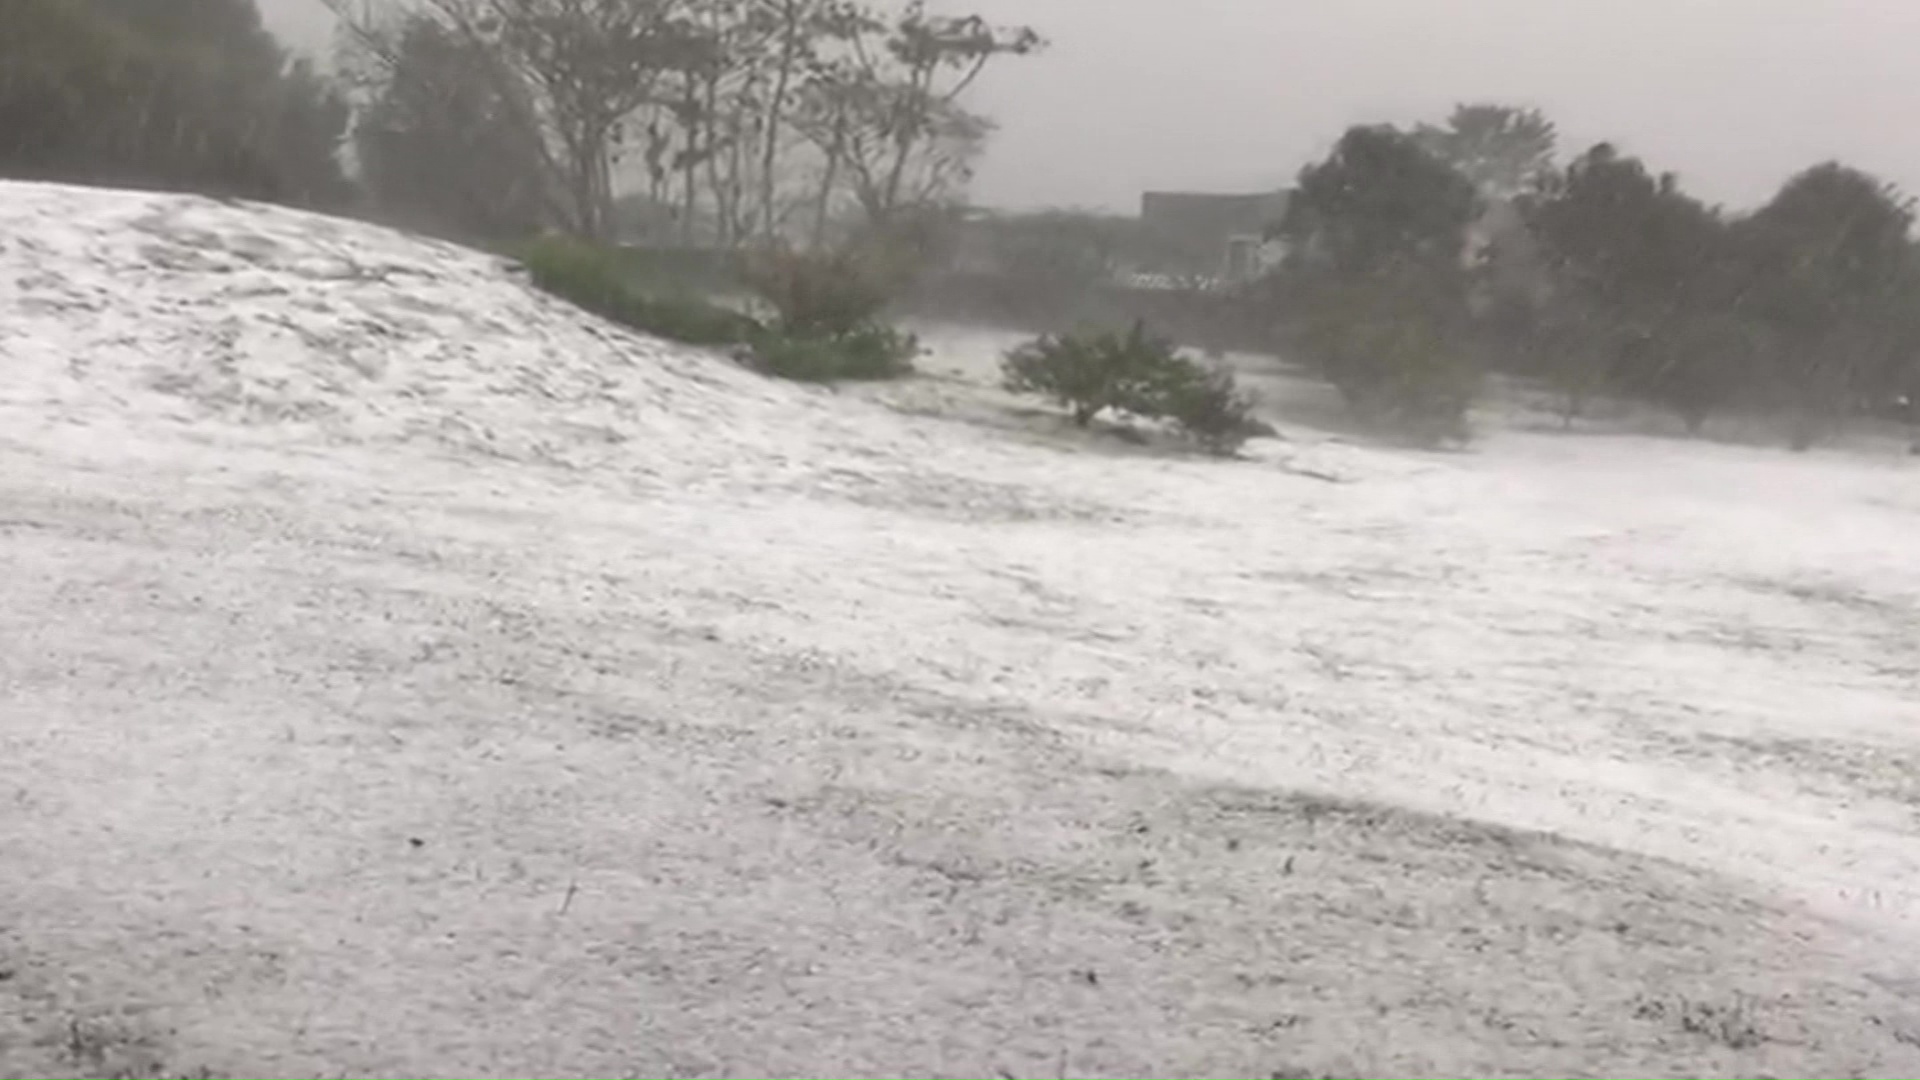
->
[0,0,352,206]
[1520,143,1744,432]
[335,0,1034,249]
[1415,103,1557,201]
[793,2,1040,240]
[1273,125,1483,442]
[333,0,704,241]
[1279,124,1480,278]
[353,15,551,240]
[1737,162,1916,448]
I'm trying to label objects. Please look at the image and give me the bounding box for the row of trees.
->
[334,0,1039,247]
[0,0,354,208]
[1271,104,1920,449]
[0,0,1038,255]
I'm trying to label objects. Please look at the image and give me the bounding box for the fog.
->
[259,0,1920,213]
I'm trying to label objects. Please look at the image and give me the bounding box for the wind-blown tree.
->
[0,0,352,207]
[353,15,551,240]
[1272,124,1483,443]
[1521,143,1746,432]
[1415,103,1557,201]
[333,0,705,241]
[1736,163,1916,448]
[334,0,1035,251]
[1873,247,1920,444]
[745,0,854,240]
[793,2,1041,241]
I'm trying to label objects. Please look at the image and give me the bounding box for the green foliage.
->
[519,233,917,382]
[1647,311,1771,435]
[1274,125,1483,445]
[515,234,763,347]
[1737,163,1917,446]
[0,0,352,207]
[1523,144,1726,318]
[1002,322,1262,454]
[355,16,550,242]
[1150,358,1261,456]
[1002,322,1168,427]
[1277,124,1481,278]
[1415,103,1557,199]
[1521,148,1920,444]
[1520,143,1751,432]
[747,324,922,382]
[1288,268,1480,445]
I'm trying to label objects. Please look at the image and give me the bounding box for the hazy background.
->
[257,0,1920,214]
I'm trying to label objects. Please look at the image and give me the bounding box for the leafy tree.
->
[1273,125,1483,444]
[0,0,352,206]
[793,2,1041,240]
[354,15,551,241]
[335,0,704,241]
[1282,125,1480,277]
[1415,103,1557,200]
[1520,143,1744,432]
[1736,163,1916,448]
[334,0,1032,252]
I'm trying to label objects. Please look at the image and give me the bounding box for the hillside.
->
[3,181,1920,1078]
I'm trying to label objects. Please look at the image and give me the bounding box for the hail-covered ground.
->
[3,180,1919,1079]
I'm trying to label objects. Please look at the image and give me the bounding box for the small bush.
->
[746,324,922,383]
[1151,358,1261,455]
[1002,321,1170,427]
[514,234,761,347]
[519,234,919,384]
[1003,321,1264,453]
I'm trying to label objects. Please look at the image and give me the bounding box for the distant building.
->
[1137,189,1291,286]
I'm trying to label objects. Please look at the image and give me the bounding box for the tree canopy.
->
[0,0,352,207]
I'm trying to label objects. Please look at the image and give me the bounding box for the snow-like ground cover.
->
[3,180,1920,1077]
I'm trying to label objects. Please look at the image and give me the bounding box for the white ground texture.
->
[3,180,1920,1079]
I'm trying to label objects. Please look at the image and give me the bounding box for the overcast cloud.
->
[257,0,1920,215]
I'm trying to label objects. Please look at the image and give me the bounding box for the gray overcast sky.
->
[257,0,1920,215]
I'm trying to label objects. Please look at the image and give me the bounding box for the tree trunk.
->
[759,0,804,242]
[812,119,845,249]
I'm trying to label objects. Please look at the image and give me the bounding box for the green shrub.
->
[747,324,922,383]
[1150,358,1261,456]
[517,234,921,384]
[1002,321,1169,427]
[515,234,643,320]
[514,234,761,347]
[1003,321,1265,453]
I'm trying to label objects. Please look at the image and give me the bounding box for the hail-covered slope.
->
[5,181,1920,1078]
[0,181,877,481]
